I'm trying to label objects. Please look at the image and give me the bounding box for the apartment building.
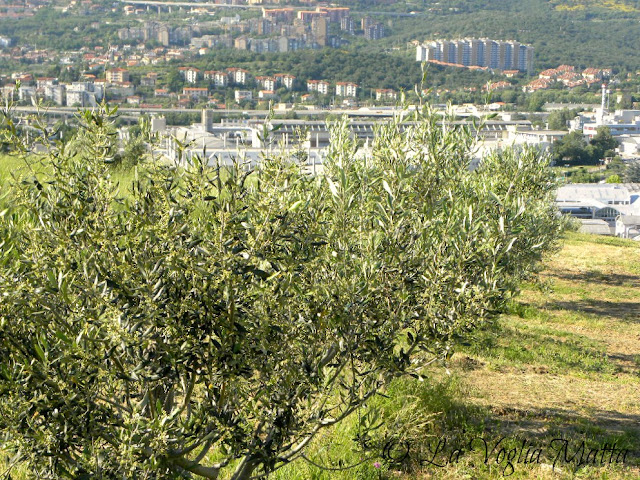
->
[256,76,276,91]
[178,67,199,84]
[227,68,250,85]
[106,68,130,83]
[416,38,533,74]
[375,88,397,101]
[183,87,209,100]
[204,70,228,87]
[336,82,358,97]
[307,79,330,95]
[275,74,296,89]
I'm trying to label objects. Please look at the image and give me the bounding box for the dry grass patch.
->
[429,232,640,478]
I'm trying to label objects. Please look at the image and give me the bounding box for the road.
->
[118,0,262,9]
[12,106,415,118]
[117,0,430,16]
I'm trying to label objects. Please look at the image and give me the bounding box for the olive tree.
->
[0,105,564,479]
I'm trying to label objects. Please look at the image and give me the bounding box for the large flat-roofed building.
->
[556,183,640,221]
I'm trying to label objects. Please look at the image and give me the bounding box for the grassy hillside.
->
[369,0,640,71]
[272,232,640,479]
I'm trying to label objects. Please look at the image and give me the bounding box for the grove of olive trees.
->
[0,105,564,479]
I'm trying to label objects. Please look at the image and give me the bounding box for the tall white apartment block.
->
[416,38,533,74]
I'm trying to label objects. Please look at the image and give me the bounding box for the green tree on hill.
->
[625,161,640,182]
[547,108,580,130]
[0,105,564,479]
[552,127,618,166]
[589,126,618,159]
[552,130,593,165]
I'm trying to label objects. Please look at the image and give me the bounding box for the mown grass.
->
[1,199,638,479]
[267,231,640,480]
[0,152,142,203]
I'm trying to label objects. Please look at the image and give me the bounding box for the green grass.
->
[0,152,141,204]
[0,153,36,184]
[267,232,640,480]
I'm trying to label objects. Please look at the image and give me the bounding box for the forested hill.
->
[363,0,640,71]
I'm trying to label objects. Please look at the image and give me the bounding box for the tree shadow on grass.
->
[460,321,618,375]
[382,378,640,477]
[547,299,638,322]
[547,271,640,288]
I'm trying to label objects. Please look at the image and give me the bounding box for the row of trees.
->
[551,127,618,166]
[0,104,564,479]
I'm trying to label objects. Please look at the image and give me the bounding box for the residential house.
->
[375,88,397,101]
[582,68,605,82]
[335,82,358,97]
[227,68,250,85]
[259,90,277,99]
[538,68,559,80]
[234,90,253,103]
[106,68,130,83]
[484,81,512,91]
[183,87,209,100]
[256,76,276,91]
[141,72,158,87]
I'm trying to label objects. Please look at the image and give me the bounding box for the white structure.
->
[228,68,250,85]
[205,71,228,88]
[66,82,103,107]
[259,90,276,99]
[335,82,358,97]
[151,116,166,133]
[256,76,276,91]
[18,85,36,103]
[277,74,296,89]
[615,215,640,239]
[582,86,640,138]
[583,112,640,138]
[44,84,66,106]
[416,38,534,73]
[556,183,640,221]
[184,68,199,84]
[307,80,330,95]
[617,136,640,157]
[579,219,612,235]
[234,90,253,103]
[509,128,568,151]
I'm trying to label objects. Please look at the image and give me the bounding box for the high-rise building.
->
[364,22,385,41]
[361,16,375,31]
[340,16,354,34]
[312,17,328,46]
[415,38,533,73]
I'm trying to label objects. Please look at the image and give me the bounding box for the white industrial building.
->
[581,85,640,140]
[557,184,640,219]
[556,183,640,238]
[615,216,640,239]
